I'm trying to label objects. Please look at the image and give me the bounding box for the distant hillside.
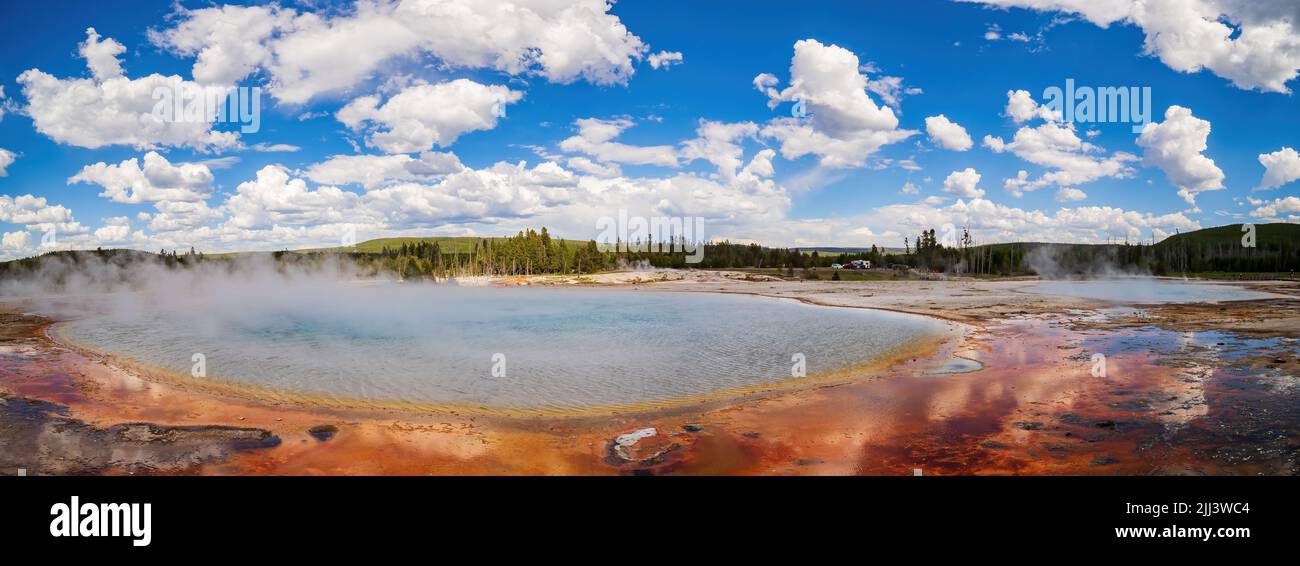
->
[941,223,1300,276]
[1147,222,1300,274]
[0,249,189,291]
[796,246,906,254]
[298,236,591,254]
[3,223,1296,282]
[0,249,159,274]
[1156,223,1300,248]
[795,247,872,253]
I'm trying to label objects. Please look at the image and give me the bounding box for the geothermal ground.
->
[2,273,1299,475]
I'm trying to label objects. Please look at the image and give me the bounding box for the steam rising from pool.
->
[57,282,948,409]
[1016,243,1273,303]
[1021,279,1271,303]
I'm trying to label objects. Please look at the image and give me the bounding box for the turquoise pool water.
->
[61,286,949,409]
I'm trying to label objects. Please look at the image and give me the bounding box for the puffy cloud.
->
[1248,195,1300,221]
[352,154,788,236]
[742,149,777,179]
[337,79,522,153]
[18,28,240,151]
[866,196,1200,244]
[2,230,31,252]
[41,151,1213,253]
[1257,146,1300,190]
[556,118,768,181]
[88,134,791,252]
[264,4,426,105]
[224,166,365,230]
[754,39,916,168]
[1004,89,1059,123]
[987,90,1138,196]
[1055,187,1088,202]
[94,216,132,243]
[648,51,683,69]
[565,157,621,177]
[986,121,1138,195]
[303,152,465,188]
[0,148,15,177]
[679,120,761,180]
[752,72,779,94]
[1,194,73,227]
[70,152,214,204]
[1136,105,1225,207]
[559,118,679,167]
[360,161,575,228]
[924,114,974,151]
[146,4,292,86]
[901,181,920,195]
[145,200,226,233]
[153,1,659,104]
[0,194,84,239]
[80,27,127,81]
[942,168,986,198]
[959,0,1300,93]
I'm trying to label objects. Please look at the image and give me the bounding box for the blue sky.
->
[1,0,1298,259]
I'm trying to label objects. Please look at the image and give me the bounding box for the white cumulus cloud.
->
[337,79,522,154]
[924,114,974,151]
[1249,195,1300,221]
[0,194,83,234]
[943,167,986,198]
[18,28,240,151]
[303,152,465,188]
[94,216,133,243]
[152,0,662,104]
[1136,105,1225,207]
[987,90,1137,197]
[69,152,215,204]
[558,118,679,167]
[1,230,31,252]
[959,0,1300,93]
[224,165,365,230]
[1055,187,1088,202]
[754,39,917,168]
[1257,146,1300,190]
[648,51,683,69]
[1004,89,1060,123]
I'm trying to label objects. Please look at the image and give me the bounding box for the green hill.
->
[1156,222,1300,248]
[944,223,1300,276]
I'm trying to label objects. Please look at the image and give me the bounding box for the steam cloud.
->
[1023,244,1153,280]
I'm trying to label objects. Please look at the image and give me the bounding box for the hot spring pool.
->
[59,286,950,410]
[1020,279,1272,304]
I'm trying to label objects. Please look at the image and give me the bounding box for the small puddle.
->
[919,356,984,376]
